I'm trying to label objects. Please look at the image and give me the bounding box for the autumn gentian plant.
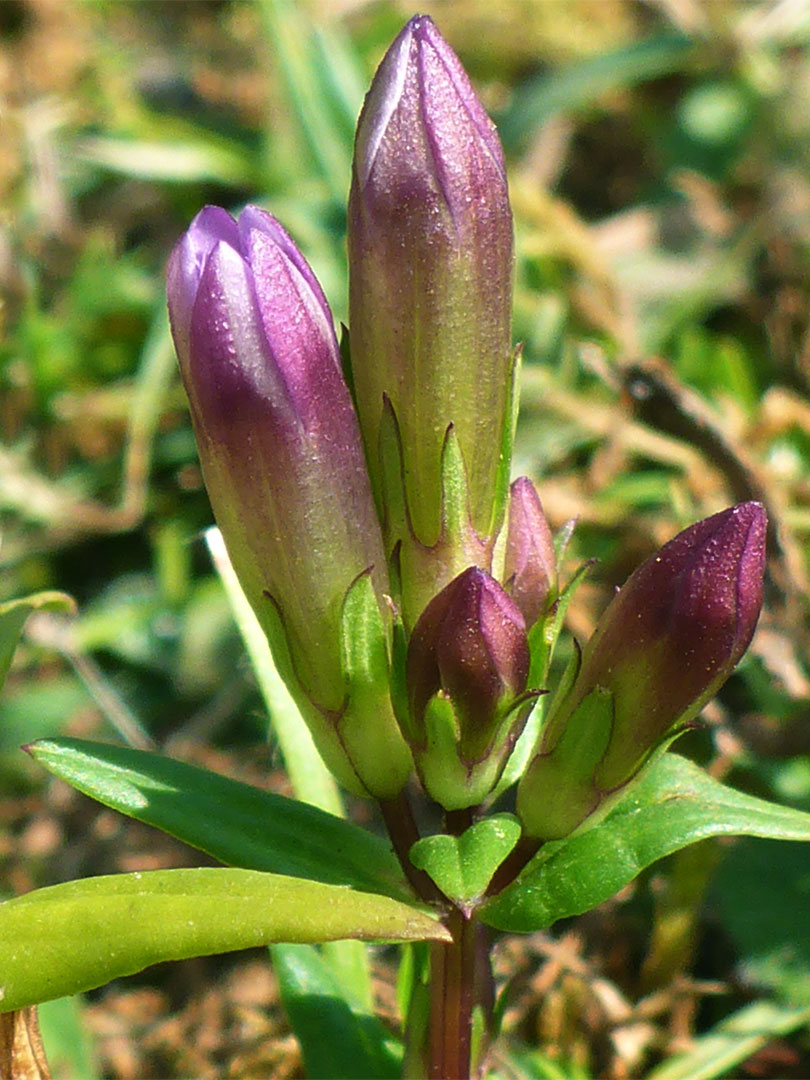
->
[4,15,810,1080]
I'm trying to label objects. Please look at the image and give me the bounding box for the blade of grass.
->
[499,33,694,153]
[205,527,341,816]
[646,1000,810,1080]
[257,0,355,205]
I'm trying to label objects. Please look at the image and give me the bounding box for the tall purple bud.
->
[404,567,535,809]
[348,15,514,628]
[167,205,412,798]
[518,503,767,840]
[503,478,556,629]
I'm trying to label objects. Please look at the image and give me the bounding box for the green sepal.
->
[416,692,535,811]
[489,343,523,540]
[337,571,413,799]
[437,424,473,557]
[535,635,583,753]
[339,570,392,695]
[526,607,554,692]
[496,559,594,796]
[491,691,547,799]
[389,611,412,741]
[338,323,356,403]
[259,588,367,796]
[377,394,408,546]
[549,685,615,780]
[536,558,595,686]
[489,551,591,800]
[380,402,493,632]
[516,686,614,841]
[552,516,577,566]
[409,814,522,909]
[595,716,692,793]
[416,691,461,799]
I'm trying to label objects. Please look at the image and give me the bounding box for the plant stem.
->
[428,909,492,1079]
[486,834,541,897]
[380,797,498,1077]
[378,791,445,905]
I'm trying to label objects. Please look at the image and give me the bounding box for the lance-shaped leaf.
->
[272,943,402,1080]
[0,868,451,1013]
[483,753,810,933]
[27,738,410,900]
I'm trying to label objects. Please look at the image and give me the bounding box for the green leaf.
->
[271,943,401,1079]
[490,1047,591,1079]
[645,1000,810,1080]
[481,754,810,933]
[0,675,88,754]
[37,997,98,1080]
[409,815,522,907]
[710,838,810,1004]
[0,592,74,693]
[27,738,410,900]
[0,868,450,1012]
[77,135,256,186]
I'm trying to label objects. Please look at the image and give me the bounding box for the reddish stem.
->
[428,909,491,1079]
[378,790,445,905]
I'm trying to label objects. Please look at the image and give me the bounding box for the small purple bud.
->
[574,501,765,770]
[503,477,556,628]
[348,15,514,615]
[405,567,532,809]
[518,502,767,839]
[167,205,411,797]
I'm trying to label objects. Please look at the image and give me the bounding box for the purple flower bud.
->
[348,15,514,601]
[405,567,533,809]
[518,502,767,840]
[503,477,556,629]
[167,205,411,797]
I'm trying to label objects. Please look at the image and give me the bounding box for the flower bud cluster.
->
[168,15,766,831]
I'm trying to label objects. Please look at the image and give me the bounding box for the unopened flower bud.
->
[518,502,767,840]
[167,205,411,798]
[405,567,535,809]
[503,477,556,629]
[348,15,514,625]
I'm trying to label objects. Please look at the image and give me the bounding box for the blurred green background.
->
[3,0,810,1077]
